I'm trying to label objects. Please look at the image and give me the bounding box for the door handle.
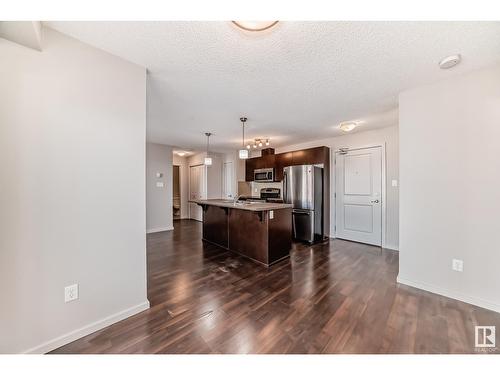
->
[371,199,380,203]
[293,210,311,215]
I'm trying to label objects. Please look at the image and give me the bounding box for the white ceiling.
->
[45,21,500,152]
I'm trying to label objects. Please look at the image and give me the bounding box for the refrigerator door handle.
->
[293,210,311,215]
[283,171,288,203]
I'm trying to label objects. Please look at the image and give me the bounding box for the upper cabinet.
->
[291,147,329,166]
[245,157,257,181]
[245,146,329,182]
[245,154,275,181]
[274,152,293,181]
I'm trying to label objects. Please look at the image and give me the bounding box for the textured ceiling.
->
[45,21,500,151]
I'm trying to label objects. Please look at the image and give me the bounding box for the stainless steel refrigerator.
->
[283,165,324,243]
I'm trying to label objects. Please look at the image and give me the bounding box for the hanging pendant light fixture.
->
[239,117,249,159]
[204,132,212,166]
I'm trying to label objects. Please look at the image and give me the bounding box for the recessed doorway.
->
[173,165,181,220]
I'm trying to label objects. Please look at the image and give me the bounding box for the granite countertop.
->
[190,199,293,211]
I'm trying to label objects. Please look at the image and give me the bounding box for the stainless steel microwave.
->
[254,168,274,182]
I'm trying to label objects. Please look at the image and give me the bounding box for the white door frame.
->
[188,164,207,220]
[333,143,387,248]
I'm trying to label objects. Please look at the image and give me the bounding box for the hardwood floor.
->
[51,219,500,354]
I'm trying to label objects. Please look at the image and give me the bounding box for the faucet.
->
[233,195,243,204]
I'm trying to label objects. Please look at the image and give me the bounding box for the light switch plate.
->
[156,172,163,178]
[391,179,398,187]
[64,284,79,302]
[156,182,164,188]
[452,259,464,272]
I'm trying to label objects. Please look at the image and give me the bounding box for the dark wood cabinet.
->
[245,154,275,181]
[274,152,293,181]
[261,154,275,168]
[245,146,329,182]
[201,205,292,266]
[245,157,257,181]
[292,146,328,166]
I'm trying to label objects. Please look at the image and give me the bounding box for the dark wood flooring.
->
[51,219,500,354]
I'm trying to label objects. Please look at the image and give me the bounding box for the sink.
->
[220,200,259,205]
[234,201,257,205]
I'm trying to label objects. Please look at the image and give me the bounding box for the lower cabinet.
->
[200,204,292,266]
[202,205,228,247]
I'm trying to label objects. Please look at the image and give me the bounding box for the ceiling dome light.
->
[439,54,461,69]
[232,21,279,32]
[339,122,357,132]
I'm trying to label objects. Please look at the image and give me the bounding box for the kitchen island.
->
[192,199,293,266]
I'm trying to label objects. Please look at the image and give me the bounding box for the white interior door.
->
[222,161,234,199]
[189,165,206,221]
[335,147,382,246]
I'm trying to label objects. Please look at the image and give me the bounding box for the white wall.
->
[277,125,399,250]
[173,154,189,219]
[0,28,148,353]
[222,150,246,198]
[206,153,223,199]
[146,143,173,232]
[398,64,500,312]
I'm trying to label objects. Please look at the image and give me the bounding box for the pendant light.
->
[239,117,249,159]
[204,132,212,166]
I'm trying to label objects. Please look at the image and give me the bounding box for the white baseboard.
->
[146,226,174,234]
[383,245,399,251]
[397,276,500,313]
[23,300,150,354]
[329,236,399,251]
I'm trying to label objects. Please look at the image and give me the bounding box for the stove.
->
[260,188,283,203]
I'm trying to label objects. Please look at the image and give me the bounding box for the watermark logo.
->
[475,326,496,351]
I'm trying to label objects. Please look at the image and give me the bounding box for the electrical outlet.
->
[391,179,398,187]
[64,284,79,302]
[452,259,464,272]
[269,210,274,219]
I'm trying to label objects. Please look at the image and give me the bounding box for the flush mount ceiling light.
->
[339,122,357,132]
[204,132,212,166]
[439,54,461,69]
[232,21,279,32]
[239,117,249,159]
